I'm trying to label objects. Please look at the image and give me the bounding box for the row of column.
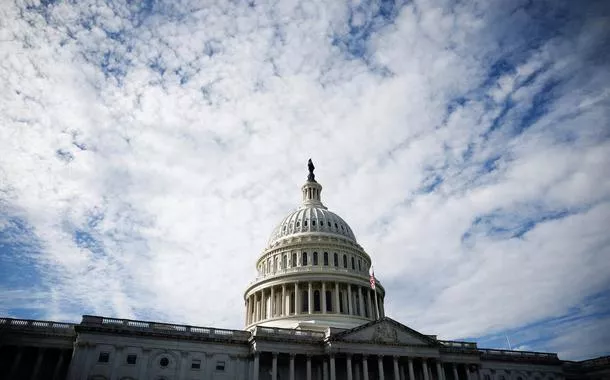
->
[252,353,479,380]
[6,346,67,380]
[246,281,385,325]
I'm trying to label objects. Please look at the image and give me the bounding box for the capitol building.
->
[0,162,608,380]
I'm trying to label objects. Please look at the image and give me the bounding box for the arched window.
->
[289,292,295,314]
[274,257,278,272]
[304,220,308,227]
[291,252,297,267]
[351,257,355,270]
[282,255,287,269]
[301,291,308,312]
[334,253,338,266]
[343,255,347,268]
[302,252,308,266]
[358,259,362,271]
[312,220,316,226]
[313,290,321,312]
[296,221,300,227]
[323,252,328,266]
[313,252,318,265]
[325,291,333,312]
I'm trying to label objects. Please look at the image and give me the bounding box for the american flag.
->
[369,267,376,289]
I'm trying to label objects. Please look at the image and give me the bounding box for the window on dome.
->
[304,220,308,227]
[358,259,362,271]
[302,252,308,266]
[341,225,345,231]
[296,221,300,227]
[323,252,328,266]
[351,257,355,270]
[328,221,331,227]
[313,252,318,265]
[343,255,347,268]
[335,223,338,229]
[334,253,338,266]
[292,252,297,267]
[312,220,316,226]
[313,290,321,312]
[282,255,287,269]
[274,257,278,272]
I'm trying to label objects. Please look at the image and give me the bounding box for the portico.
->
[248,317,482,380]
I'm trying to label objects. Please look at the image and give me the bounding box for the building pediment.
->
[329,317,440,346]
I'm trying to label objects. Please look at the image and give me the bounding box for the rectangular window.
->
[126,354,137,365]
[302,252,308,266]
[192,359,201,369]
[216,361,226,371]
[334,253,338,267]
[323,252,328,266]
[98,352,110,363]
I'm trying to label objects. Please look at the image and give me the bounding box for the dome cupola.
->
[244,160,386,331]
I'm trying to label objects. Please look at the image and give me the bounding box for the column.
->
[30,347,46,380]
[322,282,327,314]
[422,360,430,380]
[400,363,406,380]
[363,356,369,380]
[367,290,373,318]
[8,346,24,380]
[335,282,341,314]
[330,355,336,380]
[246,297,251,325]
[139,349,150,380]
[254,293,261,322]
[306,355,312,380]
[271,286,275,318]
[253,353,260,380]
[52,350,66,380]
[408,358,415,380]
[282,284,286,316]
[308,282,313,314]
[453,364,459,380]
[358,286,364,316]
[378,356,385,380]
[436,361,444,380]
[347,285,353,315]
[393,357,400,380]
[346,355,353,380]
[110,346,123,380]
[289,354,295,380]
[272,353,278,380]
[295,282,299,315]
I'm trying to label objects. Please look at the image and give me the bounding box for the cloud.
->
[0,0,608,360]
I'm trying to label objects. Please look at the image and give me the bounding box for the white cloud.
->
[0,0,608,360]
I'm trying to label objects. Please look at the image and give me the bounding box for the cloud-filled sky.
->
[1,0,609,361]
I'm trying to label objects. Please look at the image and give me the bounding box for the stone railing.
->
[0,317,76,337]
[81,315,251,341]
[253,325,325,341]
[439,340,478,349]
[480,349,560,362]
[250,266,378,284]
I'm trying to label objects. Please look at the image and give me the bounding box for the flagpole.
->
[370,266,379,320]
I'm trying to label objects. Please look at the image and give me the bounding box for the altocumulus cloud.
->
[0,0,609,360]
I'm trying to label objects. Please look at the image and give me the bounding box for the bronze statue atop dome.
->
[307,159,316,181]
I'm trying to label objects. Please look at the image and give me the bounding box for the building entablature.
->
[245,272,385,297]
[76,315,251,345]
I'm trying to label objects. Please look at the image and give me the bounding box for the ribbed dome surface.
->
[268,206,357,246]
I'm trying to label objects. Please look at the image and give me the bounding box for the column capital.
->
[272,352,279,358]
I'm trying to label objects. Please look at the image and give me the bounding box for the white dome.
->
[268,206,357,246]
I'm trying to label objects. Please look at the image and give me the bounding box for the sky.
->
[0,0,609,361]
